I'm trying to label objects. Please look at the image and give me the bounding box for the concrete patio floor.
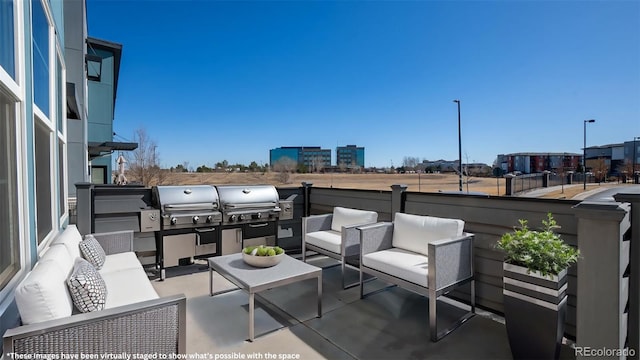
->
[151,256,576,360]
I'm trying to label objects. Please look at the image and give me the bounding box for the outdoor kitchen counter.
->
[208,253,322,341]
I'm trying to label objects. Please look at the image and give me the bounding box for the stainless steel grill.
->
[217,185,281,224]
[153,185,222,229]
[152,185,222,280]
[152,184,294,279]
[216,185,294,255]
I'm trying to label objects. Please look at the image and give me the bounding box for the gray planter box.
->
[503,263,568,360]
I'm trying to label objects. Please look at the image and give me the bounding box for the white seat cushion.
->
[15,260,74,324]
[305,230,342,254]
[99,252,144,275]
[331,207,378,232]
[363,248,429,288]
[51,225,83,260]
[102,269,159,309]
[392,213,464,256]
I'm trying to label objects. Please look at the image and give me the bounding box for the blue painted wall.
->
[88,49,116,176]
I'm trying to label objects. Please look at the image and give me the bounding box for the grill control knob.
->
[230,215,237,222]
[170,217,178,225]
[206,215,213,223]
[192,216,200,224]
[255,213,262,219]
[239,214,247,221]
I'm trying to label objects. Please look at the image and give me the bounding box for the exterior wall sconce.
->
[85,54,102,82]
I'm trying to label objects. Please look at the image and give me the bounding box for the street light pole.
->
[583,119,595,190]
[633,136,640,183]
[453,99,462,192]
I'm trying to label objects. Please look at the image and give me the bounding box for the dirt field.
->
[159,172,506,195]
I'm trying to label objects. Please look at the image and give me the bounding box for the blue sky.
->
[87,0,640,169]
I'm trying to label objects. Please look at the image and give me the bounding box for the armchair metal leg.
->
[341,257,361,289]
[302,245,306,262]
[429,281,476,342]
[359,268,364,299]
[429,287,438,342]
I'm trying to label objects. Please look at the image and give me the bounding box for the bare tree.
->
[593,157,609,183]
[618,160,634,182]
[338,160,347,173]
[553,157,568,194]
[350,159,359,174]
[126,128,164,186]
[311,155,325,173]
[402,156,420,169]
[272,156,297,184]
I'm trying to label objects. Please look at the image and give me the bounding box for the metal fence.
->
[509,173,544,194]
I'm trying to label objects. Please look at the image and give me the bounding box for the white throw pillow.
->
[392,213,464,256]
[67,258,107,313]
[330,207,378,232]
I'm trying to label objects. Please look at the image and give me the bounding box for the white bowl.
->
[242,251,285,268]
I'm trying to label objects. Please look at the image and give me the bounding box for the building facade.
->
[336,144,364,168]
[1,0,71,347]
[85,37,135,184]
[496,153,582,174]
[270,146,331,171]
[0,1,127,352]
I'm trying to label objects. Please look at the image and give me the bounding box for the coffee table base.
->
[209,254,322,342]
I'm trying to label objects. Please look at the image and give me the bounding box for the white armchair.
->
[358,212,475,342]
[302,206,378,289]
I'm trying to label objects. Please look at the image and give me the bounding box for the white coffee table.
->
[208,253,322,341]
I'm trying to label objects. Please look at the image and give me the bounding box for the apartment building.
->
[496,153,582,174]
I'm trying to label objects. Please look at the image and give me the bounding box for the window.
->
[0,0,15,79]
[32,0,50,117]
[35,119,52,244]
[91,166,107,184]
[0,89,19,289]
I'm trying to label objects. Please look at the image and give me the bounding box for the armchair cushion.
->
[362,248,429,287]
[392,213,464,256]
[331,207,378,232]
[14,258,74,325]
[305,230,342,254]
[51,225,83,259]
[37,243,75,277]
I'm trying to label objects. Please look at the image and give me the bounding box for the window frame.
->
[32,0,57,250]
[55,43,68,224]
[0,0,30,301]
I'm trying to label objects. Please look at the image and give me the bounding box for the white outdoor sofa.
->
[302,206,378,288]
[358,212,475,342]
[2,225,186,355]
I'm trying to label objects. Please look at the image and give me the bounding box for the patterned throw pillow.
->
[67,258,107,313]
[79,234,106,269]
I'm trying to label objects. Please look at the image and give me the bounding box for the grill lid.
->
[153,185,219,212]
[216,185,279,210]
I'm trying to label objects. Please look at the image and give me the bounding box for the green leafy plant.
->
[497,213,579,278]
